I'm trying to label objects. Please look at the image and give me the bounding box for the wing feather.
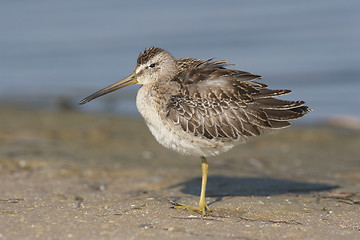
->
[166,60,310,141]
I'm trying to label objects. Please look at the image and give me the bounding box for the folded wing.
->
[166,61,310,142]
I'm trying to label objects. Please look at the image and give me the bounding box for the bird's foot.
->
[173,202,210,215]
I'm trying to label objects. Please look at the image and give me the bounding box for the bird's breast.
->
[136,85,185,153]
[135,85,235,157]
[136,85,167,126]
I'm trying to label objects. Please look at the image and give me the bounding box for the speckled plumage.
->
[79,47,310,214]
[133,47,310,157]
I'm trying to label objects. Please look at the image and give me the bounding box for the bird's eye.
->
[149,63,156,68]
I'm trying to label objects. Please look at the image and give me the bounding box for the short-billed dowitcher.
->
[79,47,310,215]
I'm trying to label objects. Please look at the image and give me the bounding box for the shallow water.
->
[1,0,359,121]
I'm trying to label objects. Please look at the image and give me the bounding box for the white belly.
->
[136,86,235,157]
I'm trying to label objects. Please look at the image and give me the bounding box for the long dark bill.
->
[78,72,137,105]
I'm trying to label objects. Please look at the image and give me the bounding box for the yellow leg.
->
[174,156,210,215]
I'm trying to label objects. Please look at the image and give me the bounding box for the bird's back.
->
[165,58,310,144]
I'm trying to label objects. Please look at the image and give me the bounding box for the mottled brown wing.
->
[166,65,310,141]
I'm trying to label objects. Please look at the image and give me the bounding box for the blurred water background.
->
[1,0,359,123]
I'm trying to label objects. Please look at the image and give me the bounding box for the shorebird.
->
[79,47,310,215]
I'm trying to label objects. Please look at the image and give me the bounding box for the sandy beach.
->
[0,105,359,240]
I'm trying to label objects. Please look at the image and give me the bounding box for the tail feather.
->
[268,120,291,129]
[264,106,310,121]
[255,89,291,98]
[255,98,305,110]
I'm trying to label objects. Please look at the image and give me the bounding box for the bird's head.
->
[135,47,177,85]
[79,47,177,105]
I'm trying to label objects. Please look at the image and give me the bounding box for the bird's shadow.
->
[169,175,337,201]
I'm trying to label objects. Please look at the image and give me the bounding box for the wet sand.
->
[0,106,359,240]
